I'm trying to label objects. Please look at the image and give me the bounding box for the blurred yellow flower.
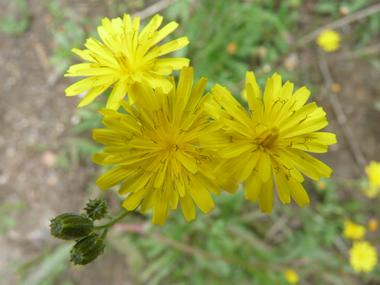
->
[93,67,238,225]
[203,72,336,213]
[363,162,380,198]
[363,187,379,198]
[331,83,341,93]
[227,42,238,55]
[65,14,189,109]
[366,161,380,187]
[368,219,379,232]
[316,180,327,190]
[349,241,378,273]
[343,220,366,240]
[316,30,340,52]
[284,269,299,284]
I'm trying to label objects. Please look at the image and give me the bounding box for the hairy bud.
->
[50,213,94,240]
[70,233,105,265]
[84,199,108,221]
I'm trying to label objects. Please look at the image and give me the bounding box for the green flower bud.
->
[70,233,105,265]
[50,213,94,240]
[84,198,108,221]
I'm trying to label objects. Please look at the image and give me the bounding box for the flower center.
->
[258,126,279,148]
[115,52,134,73]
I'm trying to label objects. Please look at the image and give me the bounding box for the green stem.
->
[100,228,109,240]
[93,209,134,230]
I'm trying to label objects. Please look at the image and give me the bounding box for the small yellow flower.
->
[226,42,238,55]
[316,180,327,190]
[349,241,378,273]
[93,67,238,225]
[343,220,366,240]
[368,219,379,232]
[366,161,380,188]
[203,72,336,213]
[316,30,340,52]
[331,83,341,93]
[65,14,189,109]
[363,187,379,198]
[362,162,380,198]
[284,269,299,284]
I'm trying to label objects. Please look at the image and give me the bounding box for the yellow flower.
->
[65,14,189,109]
[92,67,238,225]
[343,220,366,240]
[368,219,379,232]
[284,269,299,284]
[362,162,380,198]
[349,241,378,273]
[316,29,340,52]
[366,161,380,188]
[202,72,336,213]
[363,187,379,198]
[226,42,238,55]
[316,180,327,190]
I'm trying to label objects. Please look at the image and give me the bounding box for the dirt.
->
[1,0,380,284]
[0,0,130,284]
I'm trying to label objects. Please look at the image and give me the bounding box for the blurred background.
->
[1,0,380,284]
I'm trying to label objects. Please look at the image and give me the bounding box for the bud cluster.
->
[50,198,109,265]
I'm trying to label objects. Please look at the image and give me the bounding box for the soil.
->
[1,0,380,284]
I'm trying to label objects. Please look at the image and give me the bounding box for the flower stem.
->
[93,209,134,230]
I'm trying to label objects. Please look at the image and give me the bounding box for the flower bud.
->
[84,198,108,221]
[70,233,105,265]
[50,213,94,240]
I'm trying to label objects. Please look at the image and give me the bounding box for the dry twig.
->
[132,0,182,20]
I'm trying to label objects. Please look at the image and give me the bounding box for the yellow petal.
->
[179,192,196,221]
[155,58,190,71]
[256,151,271,182]
[189,179,215,214]
[122,187,147,211]
[144,72,173,94]
[245,171,261,202]
[258,171,274,213]
[107,82,129,110]
[235,152,260,183]
[288,177,310,207]
[96,166,128,190]
[219,141,254,158]
[140,186,155,213]
[78,83,111,107]
[152,187,170,226]
[273,166,291,204]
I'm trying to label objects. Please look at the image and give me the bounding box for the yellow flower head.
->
[284,269,299,284]
[316,29,340,52]
[203,72,336,213]
[65,14,190,109]
[368,218,379,232]
[343,220,366,240]
[349,241,378,273]
[92,67,238,225]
